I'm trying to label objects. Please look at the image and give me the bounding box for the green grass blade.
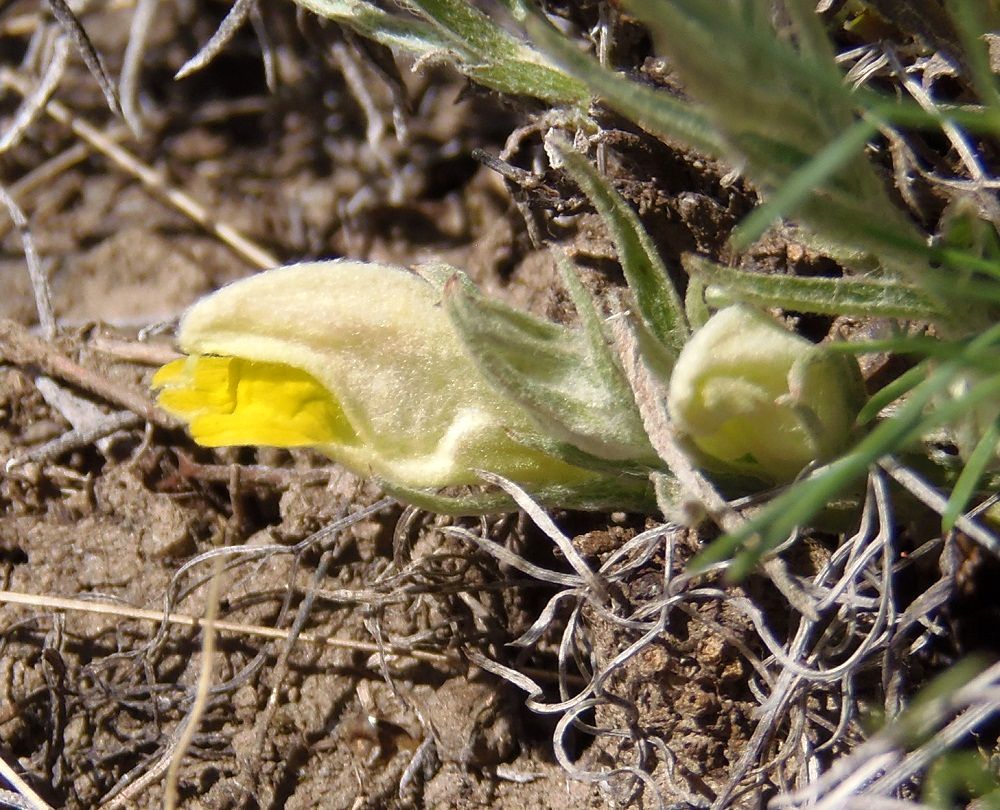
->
[856,362,928,426]
[626,0,857,145]
[729,118,880,250]
[547,136,689,356]
[870,97,1000,134]
[619,0,932,277]
[948,0,1000,120]
[782,0,838,62]
[942,418,1000,532]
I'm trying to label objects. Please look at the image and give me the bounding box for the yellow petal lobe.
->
[154,355,356,449]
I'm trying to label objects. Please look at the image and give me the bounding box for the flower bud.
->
[153,261,625,504]
[667,304,865,483]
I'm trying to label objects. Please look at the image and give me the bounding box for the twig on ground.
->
[7,411,141,468]
[0,587,455,667]
[175,454,334,489]
[42,0,120,115]
[0,319,174,428]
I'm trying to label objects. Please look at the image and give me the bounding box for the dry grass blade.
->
[0,589,454,665]
[0,185,54,339]
[118,0,159,133]
[175,0,257,81]
[42,0,120,115]
[0,32,69,154]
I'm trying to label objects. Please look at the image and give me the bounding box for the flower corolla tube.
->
[666,304,865,484]
[153,261,613,499]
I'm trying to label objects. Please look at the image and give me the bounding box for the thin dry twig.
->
[0,588,455,667]
[0,319,174,429]
[118,0,159,133]
[0,32,69,155]
[7,410,141,467]
[175,454,334,488]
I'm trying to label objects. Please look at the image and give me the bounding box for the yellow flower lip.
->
[153,355,357,449]
[153,260,602,492]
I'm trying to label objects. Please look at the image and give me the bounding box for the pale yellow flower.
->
[667,304,865,483]
[153,260,604,494]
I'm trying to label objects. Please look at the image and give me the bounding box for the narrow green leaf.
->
[379,481,517,514]
[403,0,588,103]
[856,362,928,426]
[684,274,710,330]
[403,0,524,58]
[296,0,586,104]
[382,476,651,514]
[547,136,689,357]
[870,97,1000,134]
[552,251,637,401]
[942,418,1000,532]
[684,254,945,320]
[937,200,1000,281]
